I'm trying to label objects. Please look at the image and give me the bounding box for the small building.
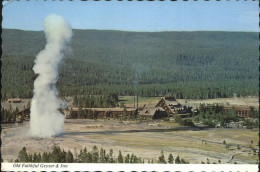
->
[235,106,250,118]
[224,105,251,118]
[7,98,22,103]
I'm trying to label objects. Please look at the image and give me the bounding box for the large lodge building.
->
[3,97,255,122]
[64,107,137,119]
[65,97,255,119]
[64,97,193,120]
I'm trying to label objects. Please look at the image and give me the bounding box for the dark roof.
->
[165,97,176,101]
[71,107,136,112]
[139,106,165,116]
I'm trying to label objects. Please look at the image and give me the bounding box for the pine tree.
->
[42,152,49,162]
[61,150,67,163]
[50,145,63,162]
[168,154,174,164]
[92,146,99,163]
[130,154,134,163]
[125,154,130,163]
[28,154,33,162]
[33,153,37,162]
[66,150,74,163]
[117,150,123,163]
[37,153,42,162]
[181,158,189,164]
[18,147,28,162]
[109,149,114,163]
[73,96,78,106]
[175,155,180,164]
[158,150,166,164]
[99,148,106,163]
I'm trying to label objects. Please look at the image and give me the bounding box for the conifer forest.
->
[2,29,258,99]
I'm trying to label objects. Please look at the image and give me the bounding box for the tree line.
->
[14,145,189,164]
[73,93,119,108]
[1,106,19,123]
[2,29,258,99]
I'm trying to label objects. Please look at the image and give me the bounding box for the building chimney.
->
[137,93,139,110]
[134,95,135,108]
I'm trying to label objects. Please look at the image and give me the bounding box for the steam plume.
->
[132,63,150,109]
[28,14,72,137]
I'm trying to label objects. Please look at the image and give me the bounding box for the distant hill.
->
[1,29,258,99]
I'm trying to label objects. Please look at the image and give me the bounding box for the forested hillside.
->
[1,29,258,99]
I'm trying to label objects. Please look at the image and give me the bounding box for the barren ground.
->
[1,119,259,164]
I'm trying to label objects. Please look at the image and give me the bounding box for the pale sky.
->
[2,0,259,32]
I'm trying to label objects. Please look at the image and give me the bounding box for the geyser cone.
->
[28,14,72,138]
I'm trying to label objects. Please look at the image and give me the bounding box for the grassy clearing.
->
[119,96,162,107]
[158,121,180,127]
[81,122,258,153]
[174,129,259,146]
[86,131,228,154]
[234,153,259,162]
[178,97,259,108]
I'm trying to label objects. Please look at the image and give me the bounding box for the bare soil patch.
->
[1,119,258,164]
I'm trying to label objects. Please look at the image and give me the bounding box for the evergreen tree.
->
[117,150,124,163]
[130,154,134,163]
[61,150,67,163]
[158,150,166,164]
[37,153,42,162]
[109,149,114,163]
[181,158,189,164]
[66,150,74,163]
[125,154,130,163]
[92,146,99,163]
[42,152,49,162]
[33,153,37,162]
[18,147,28,162]
[49,145,63,162]
[168,154,174,164]
[99,148,106,163]
[28,154,33,162]
[175,155,181,164]
[73,96,78,106]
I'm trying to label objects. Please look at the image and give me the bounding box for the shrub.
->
[183,119,195,127]
[174,116,195,127]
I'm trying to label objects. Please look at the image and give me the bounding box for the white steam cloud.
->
[28,14,72,137]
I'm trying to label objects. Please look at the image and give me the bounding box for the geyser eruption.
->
[28,14,72,137]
